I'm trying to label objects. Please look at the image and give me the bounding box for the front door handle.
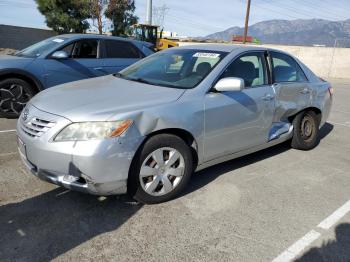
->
[262,94,275,101]
[300,88,311,94]
[94,67,103,70]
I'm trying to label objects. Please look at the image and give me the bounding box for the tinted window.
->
[220,52,267,87]
[71,40,98,59]
[59,43,74,58]
[271,52,307,82]
[105,40,142,58]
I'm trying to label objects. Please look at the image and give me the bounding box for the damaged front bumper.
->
[16,105,144,195]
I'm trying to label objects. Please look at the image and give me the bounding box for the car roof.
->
[176,43,281,54]
[57,34,151,46]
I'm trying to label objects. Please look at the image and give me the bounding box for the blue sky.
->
[0,0,349,36]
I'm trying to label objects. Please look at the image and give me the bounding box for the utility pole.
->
[146,0,153,25]
[243,0,251,44]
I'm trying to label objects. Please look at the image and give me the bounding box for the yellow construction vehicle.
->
[131,24,178,51]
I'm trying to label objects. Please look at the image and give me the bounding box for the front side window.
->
[105,40,142,59]
[271,52,307,82]
[118,49,228,89]
[220,52,267,88]
[67,40,98,59]
[59,43,74,58]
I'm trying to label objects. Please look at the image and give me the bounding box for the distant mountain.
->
[205,19,350,47]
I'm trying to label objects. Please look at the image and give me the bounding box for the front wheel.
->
[291,110,320,150]
[128,134,194,204]
[0,78,36,118]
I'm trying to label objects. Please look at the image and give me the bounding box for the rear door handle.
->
[94,67,103,70]
[300,88,311,94]
[262,94,274,101]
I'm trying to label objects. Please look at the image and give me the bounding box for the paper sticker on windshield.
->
[52,38,64,43]
[193,52,220,58]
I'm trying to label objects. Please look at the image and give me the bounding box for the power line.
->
[167,14,226,32]
[0,0,34,8]
[262,0,347,21]
[288,0,349,20]
[318,0,350,13]
[250,0,349,22]
[251,1,304,20]
[166,16,223,35]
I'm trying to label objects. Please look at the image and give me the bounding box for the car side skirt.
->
[195,127,293,172]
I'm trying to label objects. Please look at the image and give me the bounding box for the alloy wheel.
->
[0,83,31,115]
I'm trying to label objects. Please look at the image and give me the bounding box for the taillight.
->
[328,86,334,96]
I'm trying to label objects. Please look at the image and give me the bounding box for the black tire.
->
[0,78,36,118]
[128,134,194,204]
[291,110,320,150]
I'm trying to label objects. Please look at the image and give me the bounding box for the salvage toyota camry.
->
[17,45,333,204]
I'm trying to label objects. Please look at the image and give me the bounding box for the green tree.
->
[90,0,107,35]
[105,0,138,36]
[36,0,91,34]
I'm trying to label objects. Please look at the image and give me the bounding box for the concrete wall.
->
[262,44,349,79]
[0,24,56,50]
[179,42,350,79]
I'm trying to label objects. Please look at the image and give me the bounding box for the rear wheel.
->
[291,110,320,150]
[0,78,36,118]
[128,134,193,204]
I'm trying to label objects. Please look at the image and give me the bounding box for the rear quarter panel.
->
[311,80,332,126]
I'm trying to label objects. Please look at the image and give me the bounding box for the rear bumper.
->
[320,90,333,127]
[17,104,144,195]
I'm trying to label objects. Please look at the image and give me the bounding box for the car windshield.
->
[15,37,68,58]
[118,49,228,89]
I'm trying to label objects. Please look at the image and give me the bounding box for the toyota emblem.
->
[22,108,29,121]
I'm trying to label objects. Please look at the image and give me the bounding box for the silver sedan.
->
[16,45,333,204]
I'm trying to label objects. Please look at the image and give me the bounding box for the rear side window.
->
[104,40,142,59]
[271,52,307,82]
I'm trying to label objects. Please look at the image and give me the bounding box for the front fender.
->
[113,98,205,164]
[0,68,45,91]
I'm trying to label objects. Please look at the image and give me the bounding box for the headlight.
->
[54,120,133,141]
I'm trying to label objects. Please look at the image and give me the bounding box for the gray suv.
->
[17,45,333,204]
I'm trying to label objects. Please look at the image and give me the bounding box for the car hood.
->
[0,55,35,69]
[30,75,186,122]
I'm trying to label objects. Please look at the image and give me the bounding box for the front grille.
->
[21,117,56,138]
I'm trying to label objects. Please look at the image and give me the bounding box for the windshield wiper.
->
[113,72,125,78]
[130,77,154,85]
[117,75,183,89]
[113,74,155,85]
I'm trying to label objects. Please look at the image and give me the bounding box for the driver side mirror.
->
[51,51,69,59]
[213,77,245,92]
